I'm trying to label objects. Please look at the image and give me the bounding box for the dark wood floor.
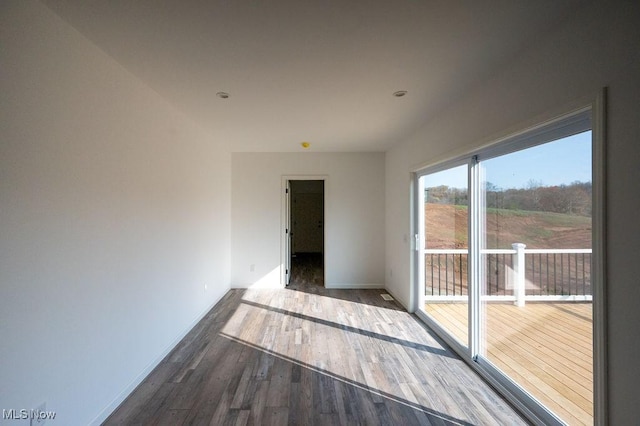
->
[104,256,527,425]
[287,252,324,291]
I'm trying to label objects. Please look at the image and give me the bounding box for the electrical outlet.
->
[250,264,255,272]
[31,402,47,426]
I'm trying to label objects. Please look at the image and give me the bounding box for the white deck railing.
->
[424,244,592,305]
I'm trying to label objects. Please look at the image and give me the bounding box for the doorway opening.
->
[283,179,325,289]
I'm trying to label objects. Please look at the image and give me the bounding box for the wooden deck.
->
[426,302,593,425]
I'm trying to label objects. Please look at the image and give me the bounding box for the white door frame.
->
[281,175,328,287]
[284,179,292,285]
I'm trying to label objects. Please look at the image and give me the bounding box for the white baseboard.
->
[324,283,384,289]
[230,282,282,289]
[383,286,410,311]
[89,288,230,425]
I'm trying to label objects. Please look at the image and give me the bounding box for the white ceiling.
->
[41,0,584,152]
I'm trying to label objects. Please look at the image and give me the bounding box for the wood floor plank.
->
[103,362,181,425]
[104,255,526,425]
[152,408,190,426]
[245,380,269,426]
[265,357,292,408]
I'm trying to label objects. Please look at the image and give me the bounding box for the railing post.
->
[512,243,527,307]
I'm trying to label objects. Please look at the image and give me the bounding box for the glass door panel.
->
[478,132,593,424]
[420,165,469,348]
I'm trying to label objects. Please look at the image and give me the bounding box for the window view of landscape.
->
[425,179,592,297]
[422,165,469,347]
[422,131,593,425]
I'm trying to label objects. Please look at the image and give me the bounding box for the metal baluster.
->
[428,254,431,295]
[458,254,462,295]
[501,253,505,295]
[496,254,501,296]
[492,254,496,295]
[553,253,557,295]
[581,253,585,295]
[497,254,501,295]
[560,253,564,295]
[539,253,543,295]
[575,252,578,296]
[506,253,509,296]
[531,253,535,296]
[438,254,442,295]
[497,254,500,295]
[428,254,432,296]
[546,253,550,296]
[536,253,540,295]
[452,253,456,294]
[569,253,573,296]
[446,254,450,295]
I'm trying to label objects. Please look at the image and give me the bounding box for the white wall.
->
[385,1,640,423]
[0,1,231,424]
[232,153,384,288]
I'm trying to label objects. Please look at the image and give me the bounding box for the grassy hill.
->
[425,203,591,249]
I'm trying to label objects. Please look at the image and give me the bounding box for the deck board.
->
[426,302,593,425]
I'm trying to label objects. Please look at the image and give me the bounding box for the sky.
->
[424,131,592,190]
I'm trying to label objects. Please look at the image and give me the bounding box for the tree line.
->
[426,181,592,217]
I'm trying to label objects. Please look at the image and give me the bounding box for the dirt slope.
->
[425,204,591,249]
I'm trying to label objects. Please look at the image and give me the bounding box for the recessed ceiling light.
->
[216,91,229,99]
[393,90,407,97]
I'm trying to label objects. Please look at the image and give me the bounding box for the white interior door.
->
[284,180,291,285]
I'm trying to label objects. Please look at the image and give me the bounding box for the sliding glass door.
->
[478,132,593,424]
[416,110,596,425]
[419,165,469,349]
